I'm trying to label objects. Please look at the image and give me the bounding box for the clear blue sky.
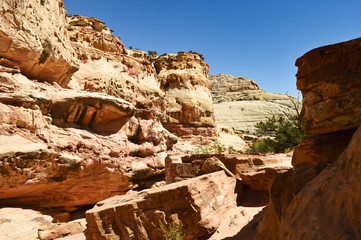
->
[64,0,361,97]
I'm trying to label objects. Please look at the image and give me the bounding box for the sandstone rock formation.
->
[154,52,217,144]
[293,37,361,167]
[210,74,301,134]
[85,171,237,240]
[255,37,361,240]
[166,153,292,192]
[0,0,79,86]
[0,208,86,240]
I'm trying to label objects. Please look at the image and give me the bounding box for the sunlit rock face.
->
[0,0,79,87]
[210,73,301,134]
[155,52,218,142]
[0,1,178,211]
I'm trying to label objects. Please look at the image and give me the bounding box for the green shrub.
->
[153,220,184,240]
[148,50,158,55]
[248,115,304,153]
[191,140,222,154]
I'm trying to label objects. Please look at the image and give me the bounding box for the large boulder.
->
[85,171,237,240]
[0,0,79,86]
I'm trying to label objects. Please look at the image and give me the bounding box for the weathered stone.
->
[0,70,175,210]
[0,0,79,86]
[292,128,356,168]
[296,37,361,135]
[210,74,301,134]
[155,52,217,140]
[166,153,292,192]
[209,206,265,240]
[277,125,361,240]
[85,171,237,240]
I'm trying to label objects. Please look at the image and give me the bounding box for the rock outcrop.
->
[293,37,361,167]
[0,0,79,86]
[256,37,361,240]
[85,171,236,240]
[166,153,292,192]
[155,53,217,141]
[210,74,301,134]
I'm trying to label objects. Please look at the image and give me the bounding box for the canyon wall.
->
[210,74,301,134]
[255,37,361,240]
[0,0,218,213]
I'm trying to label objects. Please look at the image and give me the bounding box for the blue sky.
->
[64,0,361,97]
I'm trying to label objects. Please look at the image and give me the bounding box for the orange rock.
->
[0,0,79,86]
[85,171,237,240]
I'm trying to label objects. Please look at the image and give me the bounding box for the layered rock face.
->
[293,37,361,167]
[0,0,220,214]
[0,1,178,211]
[210,74,301,134]
[85,171,236,240]
[0,0,79,86]
[256,37,361,239]
[155,53,217,141]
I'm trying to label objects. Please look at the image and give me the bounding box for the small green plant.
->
[191,139,223,154]
[148,50,158,55]
[128,46,133,49]
[152,220,184,240]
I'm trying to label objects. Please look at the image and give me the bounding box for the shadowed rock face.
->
[0,0,79,86]
[256,38,361,240]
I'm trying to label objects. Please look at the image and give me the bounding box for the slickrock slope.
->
[255,37,361,240]
[0,208,86,240]
[210,74,301,134]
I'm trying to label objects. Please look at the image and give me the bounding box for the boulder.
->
[0,0,79,86]
[166,153,292,192]
[85,171,237,240]
[296,37,361,135]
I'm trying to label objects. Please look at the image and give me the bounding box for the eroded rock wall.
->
[210,74,301,134]
[256,37,361,239]
[0,0,79,86]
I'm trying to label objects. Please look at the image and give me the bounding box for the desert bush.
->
[148,50,158,55]
[153,220,184,240]
[248,115,304,153]
[191,140,222,154]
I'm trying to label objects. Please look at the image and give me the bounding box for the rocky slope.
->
[255,37,361,240]
[210,74,301,134]
[0,0,219,213]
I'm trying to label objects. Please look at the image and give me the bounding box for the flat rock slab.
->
[85,171,237,240]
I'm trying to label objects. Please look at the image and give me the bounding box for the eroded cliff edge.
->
[255,37,361,240]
